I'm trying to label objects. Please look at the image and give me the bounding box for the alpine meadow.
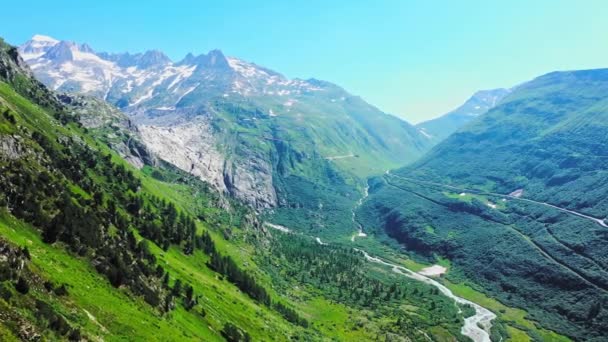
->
[1,2,607,341]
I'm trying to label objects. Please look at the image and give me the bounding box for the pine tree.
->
[15,276,29,294]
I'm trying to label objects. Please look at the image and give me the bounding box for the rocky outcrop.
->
[59,93,157,168]
[223,153,276,208]
[138,119,277,208]
[0,135,27,160]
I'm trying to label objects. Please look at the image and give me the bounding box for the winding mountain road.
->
[387,173,608,228]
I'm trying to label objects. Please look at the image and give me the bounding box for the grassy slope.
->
[0,212,220,341]
[0,80,303,340]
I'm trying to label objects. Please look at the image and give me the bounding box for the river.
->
[359,250,495,342]
[265,181,497,341]
[350,180,496,342]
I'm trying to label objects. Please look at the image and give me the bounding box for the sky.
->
[3,0,608,123]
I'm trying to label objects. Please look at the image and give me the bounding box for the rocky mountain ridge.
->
[19,34,432,213]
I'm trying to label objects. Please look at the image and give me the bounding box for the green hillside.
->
[360,69,608,341]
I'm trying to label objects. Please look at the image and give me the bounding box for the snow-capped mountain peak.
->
[31,34,59,43]
[19,34,332,106]
[19,34,60,60]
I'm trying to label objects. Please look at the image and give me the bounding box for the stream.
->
[350,185,369,241]
[350,180,496,341]
[265,181,497,341]
[359,250,495,342]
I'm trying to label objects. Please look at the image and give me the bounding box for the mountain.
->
[359,69,608,340]
[58,92,157,168]
[19,34,432,236]
[0,37,471,341]
[416,88,510,143]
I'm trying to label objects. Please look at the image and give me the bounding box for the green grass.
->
[506,326,532,342]
[0,211,221,341]
[298,297,378,341]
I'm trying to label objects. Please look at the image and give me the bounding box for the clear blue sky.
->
[3,0,608,123]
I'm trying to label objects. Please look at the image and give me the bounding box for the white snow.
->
[72,49,114,66]
[173,83,199,105]
[31,34,59,43]
[167,65,197,89]
[418,128,433,139]
[227,57,269,78]
[19,35,60,61]
[20,39,336,118]
[130,88,155,106]
[20,52,46,60]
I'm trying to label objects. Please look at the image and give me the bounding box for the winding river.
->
[266,181,497,341]
[358,250,495,342]
[350,181,496,342]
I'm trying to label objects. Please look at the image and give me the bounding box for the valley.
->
[0,36,486,341]
[1,7,607,340]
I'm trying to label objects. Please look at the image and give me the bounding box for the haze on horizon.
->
[3,0,608,123]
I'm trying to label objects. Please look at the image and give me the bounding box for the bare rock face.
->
[138,120,277,208]
[59,93,158,169]
[0,135,26,160]
[223,154,277,209]
[139,121,226,191]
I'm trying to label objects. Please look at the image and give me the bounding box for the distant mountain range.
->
[416,88,511,143]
